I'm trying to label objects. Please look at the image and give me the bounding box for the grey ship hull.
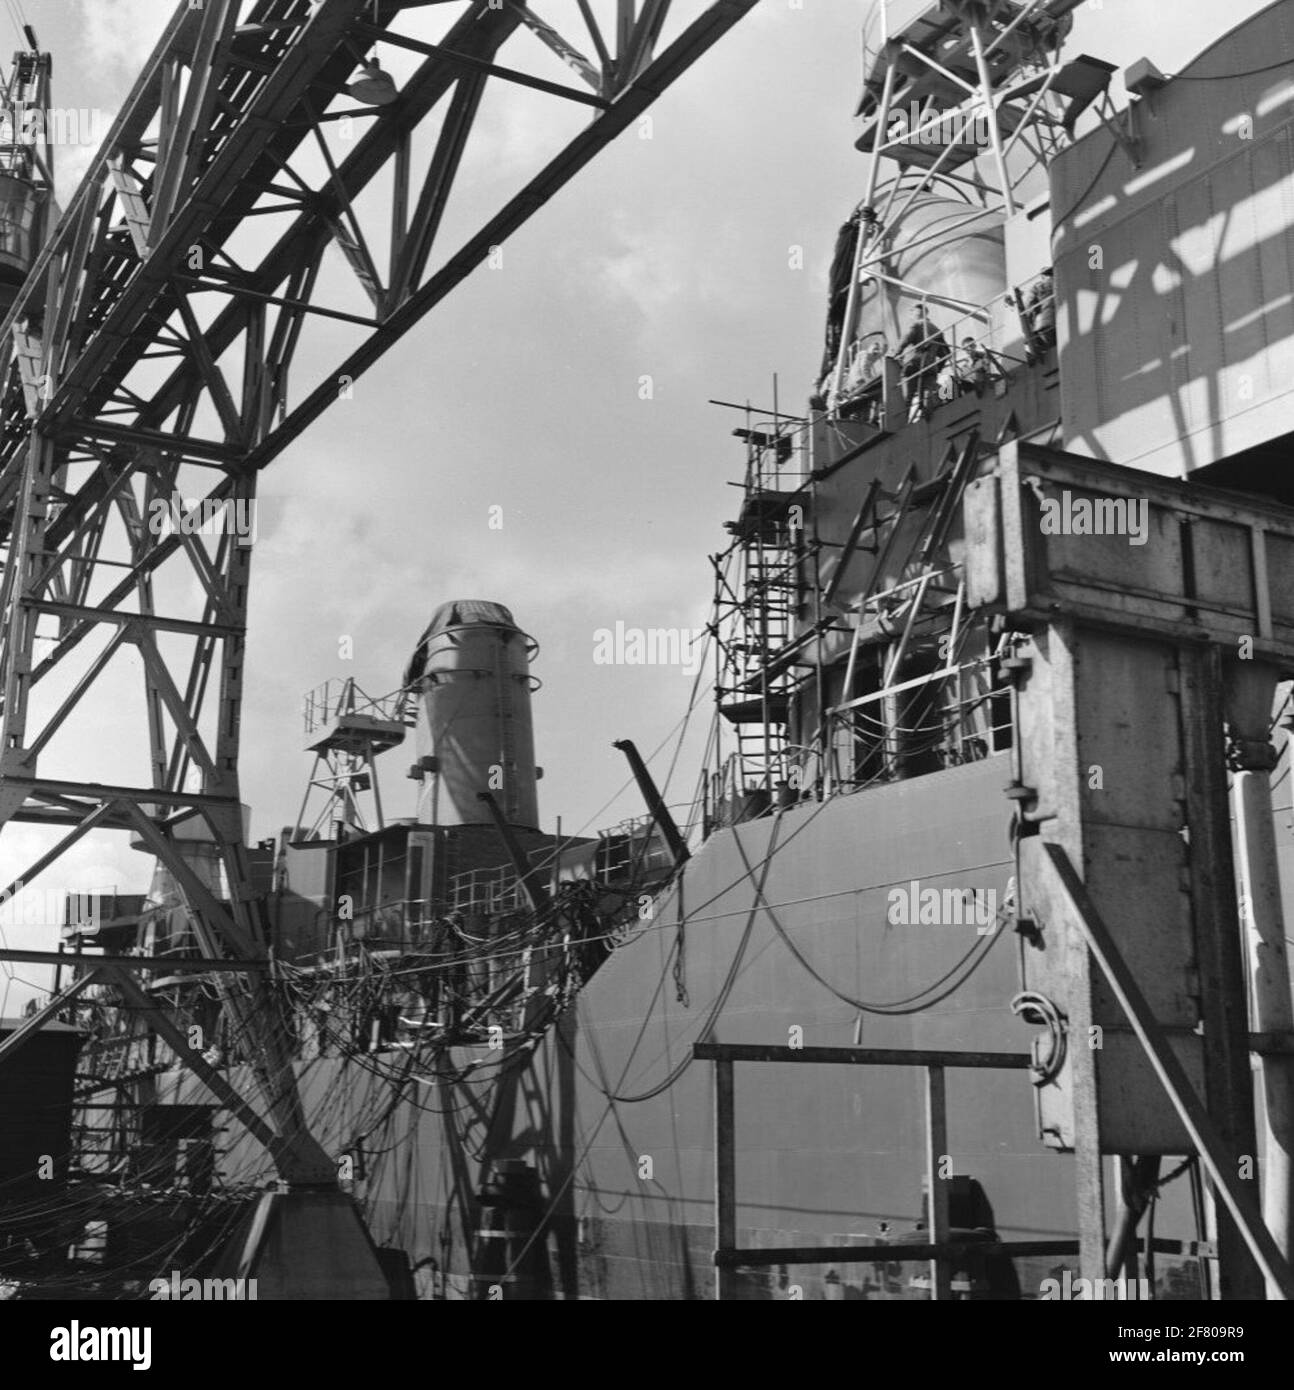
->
[170,754,1136,1298]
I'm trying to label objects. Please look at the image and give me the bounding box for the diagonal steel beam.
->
[150,3,242,249]
[1043,841,1294,1299]
[133,626,222,785]
[169,282,247,445]
[389,70,489,307]
[0,797,122,907]
[102,964,284,1164]
[114,798,335,1185]
[0,948,271,974]
[365,23,607,108]
[0,968,102,1068]
[25,624,130,760]
[0,0,760,1201]
[27,479,237,689]
[130,3,527,442]
[507,3,603,92]
[245,0,761,470]
[620,0,672,88]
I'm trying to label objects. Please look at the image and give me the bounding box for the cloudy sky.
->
[0,0,1275,1011]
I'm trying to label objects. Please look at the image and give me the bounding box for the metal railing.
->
[440,819,676,919]
[301,676,413,738]
[823,650,1013,791]
[597,814,675,877]
[347,898,433,946]
[828,295,1032,423]
[447,866,527,918]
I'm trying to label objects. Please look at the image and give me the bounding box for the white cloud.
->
[55,142,97,206]
[0,822,146,1014]
[588,209,750,370]
[49,1,169,205]
[597,227,685,318]
[74,0,168,86]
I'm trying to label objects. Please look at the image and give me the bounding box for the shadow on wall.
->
[1053,2,1294,479]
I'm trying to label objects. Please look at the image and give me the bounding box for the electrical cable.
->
[1168,57,1294,82]
[41,444,1022,1292]
[1050,131,1119,230]
[729,810,1005,1015]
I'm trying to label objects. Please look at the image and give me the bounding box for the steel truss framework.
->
[0,0,756,1185]
[831,0,1106,399]
[295,676,412,840]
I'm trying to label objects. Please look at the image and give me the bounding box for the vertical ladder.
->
[716,421,807,801]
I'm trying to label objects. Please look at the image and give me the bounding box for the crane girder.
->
[0,0,757,1186]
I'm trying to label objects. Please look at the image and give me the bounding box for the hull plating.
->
[176,755,1142,1298]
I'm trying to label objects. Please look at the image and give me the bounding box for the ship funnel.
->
[403,600,540,831]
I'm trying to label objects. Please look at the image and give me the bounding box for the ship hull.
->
[167,754,1202,1298]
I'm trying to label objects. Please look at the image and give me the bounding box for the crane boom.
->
[0,0,756,1191]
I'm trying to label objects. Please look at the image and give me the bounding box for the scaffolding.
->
[294,678,415,841]
[825,0,1113,410]
[823,431,1014,790]
[708,407,1012,824]
[711,407,823,820]
[709,437,1294,1298]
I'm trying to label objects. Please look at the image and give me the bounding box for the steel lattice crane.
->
[0,0,756,1291]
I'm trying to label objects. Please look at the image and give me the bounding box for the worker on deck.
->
[820,206,863,382]
[957,337,988,395]
[839,336,886,422]
[898,306,949,421]
[859,338,886,423]
[1025,268,1056,358]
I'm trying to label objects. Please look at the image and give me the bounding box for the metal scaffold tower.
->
[830,0,1112,401]
[296,678,412,840]
[707,3,1114,826]
[711,408,819,818]
[0,23,51,224]
[0,0,759,1228]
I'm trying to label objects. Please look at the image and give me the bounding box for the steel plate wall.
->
[1051,1,1294,476]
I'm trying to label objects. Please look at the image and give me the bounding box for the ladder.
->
[715,424,809,803]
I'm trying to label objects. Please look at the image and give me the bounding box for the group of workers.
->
[822,267,1056,423]
[835,307,997,423]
